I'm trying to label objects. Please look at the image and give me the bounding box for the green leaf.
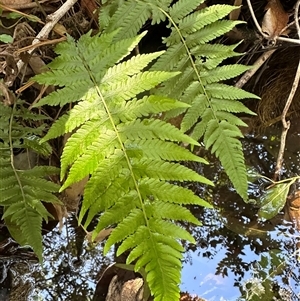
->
[0,34,13,43]
[258,183,290,220]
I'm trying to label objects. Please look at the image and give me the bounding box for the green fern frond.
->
[33,82,89,107]
[34,30,148,107]
[185,20,244,46]
[146,1,259,200]
[103,52,164,81]
[116,224,184,301]
[34,27,212,300]
[103,71,180,101]
[0,101,60,261]
[118,118,198,144]
[62,133,119,187]
[104,214,186,300]
[102,1,151,40]
[204,120,247,198]
[132,160,210,182]
[211,98,254,114]
[100,0,172,40]
[125,139,201,161]
[3,204,43,258]
[94,193,140,231]
[98,0,126,30]
[150,43,187,72]
[23,136,52,157]
[181,95,207,132]
[104,209,145,251]
[121,95,190,119]
[191,42,242,58]
[206,83,259,100]
[200,65,252,84]
[169,0,205,22]
[166,5,240,45]
[139,178,211,207]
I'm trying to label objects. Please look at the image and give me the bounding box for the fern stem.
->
[9,102,27,203]
[154,4,218,120]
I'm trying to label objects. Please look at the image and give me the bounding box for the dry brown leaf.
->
[0,81,15,106]
[286,190,300,231]
[0,0,32,4]
[0,52,19,87]
[80,0,98,20]
[229,0,242,21]
[262,0,289,39]
[52,203,68,232]
[290,191,300,207]
[86,228,114,244]
[64,176,88,211]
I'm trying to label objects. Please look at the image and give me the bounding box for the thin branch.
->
[235,49,276,88]
[274,0,300,180]
[246,0,269,38]
[295,0,300,35]
[276,36,300,45]
[15,0,78,76]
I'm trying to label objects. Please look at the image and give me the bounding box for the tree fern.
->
[33,30,213,300]
[0,100,60,261]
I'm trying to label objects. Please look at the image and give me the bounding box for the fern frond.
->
[191,42,242,58]
[169,0,205,22]
[139,178,211,207]
[181,95,207,132]
[116,225,184,301]
[148,1,258,200]
[3,204,43,259]
[166,5,240,45]
[94,192,140,231]
[186,20,244,46]
[125,139,201,161]
[200,64,252,84]
[102,51,164,82]
[62,131,117,184]
[34,31,148,107]
[132,160,211,183]
[103,71,180,102]
[118,118,198,144]
[120,95,190,119]
[103,214,185,301]
[100,0,172,40]
[0,101,60,261]
[98,0,126,30]
[204,120,247,199]
[206,83,259,100]
[34,82,89,107]
[211,98,254,114]
[84,175,133,227]
[103,1,151,40]
[34,27,212,300]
